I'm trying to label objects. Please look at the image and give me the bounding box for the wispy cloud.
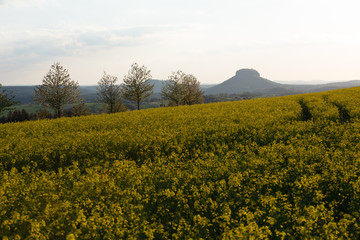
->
[0,25,178,70]
[0,0,57,7]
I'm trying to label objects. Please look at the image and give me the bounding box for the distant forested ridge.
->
[204,68,360,95]
[4,69,360,104]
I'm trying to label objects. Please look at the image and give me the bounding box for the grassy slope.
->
[1,87,360,239]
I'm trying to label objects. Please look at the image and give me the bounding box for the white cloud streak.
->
[0,0,57,7]
[0,24,179,70]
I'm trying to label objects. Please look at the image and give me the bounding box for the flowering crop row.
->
[1,87,360,239]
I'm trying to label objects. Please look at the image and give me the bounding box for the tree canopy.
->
[0,84,17,114]
[34,63,81,118]
[122,63,154,110]
[162,71,204,106]
[97,72,126,113]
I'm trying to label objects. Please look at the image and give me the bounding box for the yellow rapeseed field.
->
[1,87,360,239]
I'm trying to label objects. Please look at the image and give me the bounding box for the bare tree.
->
[0,85,17,114]
[0,84,17,114]
[162,71,204,106]
[97,72,126,113]
[122,63,154,110]
[161,71,183,106]
[71,103,91,117]
[34,63,81,118]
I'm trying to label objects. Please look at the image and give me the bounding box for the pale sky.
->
[1,0,360,85]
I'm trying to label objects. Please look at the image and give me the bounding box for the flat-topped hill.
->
[205,68,282,95]
[205,68,360,95]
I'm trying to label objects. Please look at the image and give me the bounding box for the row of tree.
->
[98,64,204,113]
[0,109,53,124]
[0,62,204,119]
[97,63,154,114]
[0,106,92,124]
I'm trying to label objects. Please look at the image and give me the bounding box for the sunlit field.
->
[2,87,360,239]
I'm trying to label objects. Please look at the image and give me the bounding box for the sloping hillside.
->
[205,68,360,95]
[205,69,283,95]
[2,87,360,239]
[4,71,360,104]
[283,80,360,93]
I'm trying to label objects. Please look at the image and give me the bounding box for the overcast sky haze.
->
[1,0,360,85]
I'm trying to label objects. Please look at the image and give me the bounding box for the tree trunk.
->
[57,108,61,118]
[137,95,140,110]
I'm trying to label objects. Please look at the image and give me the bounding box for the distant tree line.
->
[0,109,39,123]
[204,92,261,103]
[0,106,92,124]
[0,62,204,123]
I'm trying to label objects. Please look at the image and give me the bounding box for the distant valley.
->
[3,68,360,104]
[204,69,360,96]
